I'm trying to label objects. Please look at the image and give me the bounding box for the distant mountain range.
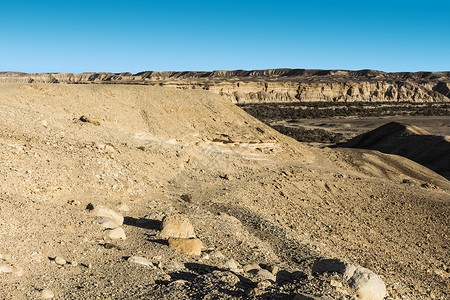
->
[1,69,450,103]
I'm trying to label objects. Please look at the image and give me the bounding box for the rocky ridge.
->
[1,69,450,103]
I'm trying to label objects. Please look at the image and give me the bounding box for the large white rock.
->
[86,203,124,226]
[94,216,119,229]
[344,264,387,300]
[312,258,386,300]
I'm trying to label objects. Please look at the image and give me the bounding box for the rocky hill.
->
[1,69,450,103]
[0,83,448,299]
[338,122,450,180]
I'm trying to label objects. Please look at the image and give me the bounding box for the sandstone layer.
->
[1,69,449,103]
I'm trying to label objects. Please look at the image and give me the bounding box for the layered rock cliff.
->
[1,69,449,103]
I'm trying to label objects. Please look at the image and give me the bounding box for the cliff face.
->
[1,69,449,103]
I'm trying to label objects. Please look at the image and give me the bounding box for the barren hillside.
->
[0,84,448,299]
[1,69,450,103]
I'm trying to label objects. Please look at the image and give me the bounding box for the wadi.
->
[0,70,448,299]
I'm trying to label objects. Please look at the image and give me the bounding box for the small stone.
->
[330,279,343,288]
[79,115,100,126]
[102,243,121,250]
[68,261,78,267]
[94,216,119,229]
[42,120,48,127]
[180,193,192,202]
[41,289,54,299]
[81,262,92,268]
[104,144,116,153]
[31,252,42,262]
[211,251,225,259]
[86,203,124,226]
[0,263,13,273]
[256,269,276,281]
[13,267,24,277]
[161,274,171,281]
[160,213,195,238]
[246,288,264,296]
[169,279,188,285]
[54,257,66,266]
[128,256,154,268]
[165,261,185,271]
[243,263,261,272]
[223,259,239,270]
[106,227,126,240]
[168,238,202,256]
[116,203,130,212]
[256,280,272,289]
[67,199,80,206]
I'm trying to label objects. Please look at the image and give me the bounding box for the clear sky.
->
[1,0,449,73]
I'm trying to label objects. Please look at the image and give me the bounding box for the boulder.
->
[86,203,124,226]
[312,258,386,300]
[168,237,202,256]
[160,213,195,238]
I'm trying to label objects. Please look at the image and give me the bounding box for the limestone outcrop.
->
[1,69,449,103]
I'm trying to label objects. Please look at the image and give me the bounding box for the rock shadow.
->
[124,216,161,230]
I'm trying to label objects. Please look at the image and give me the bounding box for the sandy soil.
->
[0,84,448,299]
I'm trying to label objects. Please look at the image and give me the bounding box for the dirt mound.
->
[0,84,448,299]
[338,121,450,179]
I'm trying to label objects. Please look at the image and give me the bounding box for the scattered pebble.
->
[67,199,81,206]
[68,261,78,267]
[223,258,239,271]
[31,252,43,262]
[41,289,54,299]
[105,227,126,240]
[79,115,100,126]
[165,261,185,271]
[169,279,188,286]
[54,256,66,266]
[128,256,154,268]
[116,203,130,212]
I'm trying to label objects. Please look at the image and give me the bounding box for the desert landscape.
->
[0,71,448,299]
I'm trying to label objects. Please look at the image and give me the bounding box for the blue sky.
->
[1,0,449,73]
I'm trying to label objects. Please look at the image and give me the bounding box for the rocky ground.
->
[0,84,448,299]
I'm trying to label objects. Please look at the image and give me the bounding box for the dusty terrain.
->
[1,69,450,103]
[0,83,448,299]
